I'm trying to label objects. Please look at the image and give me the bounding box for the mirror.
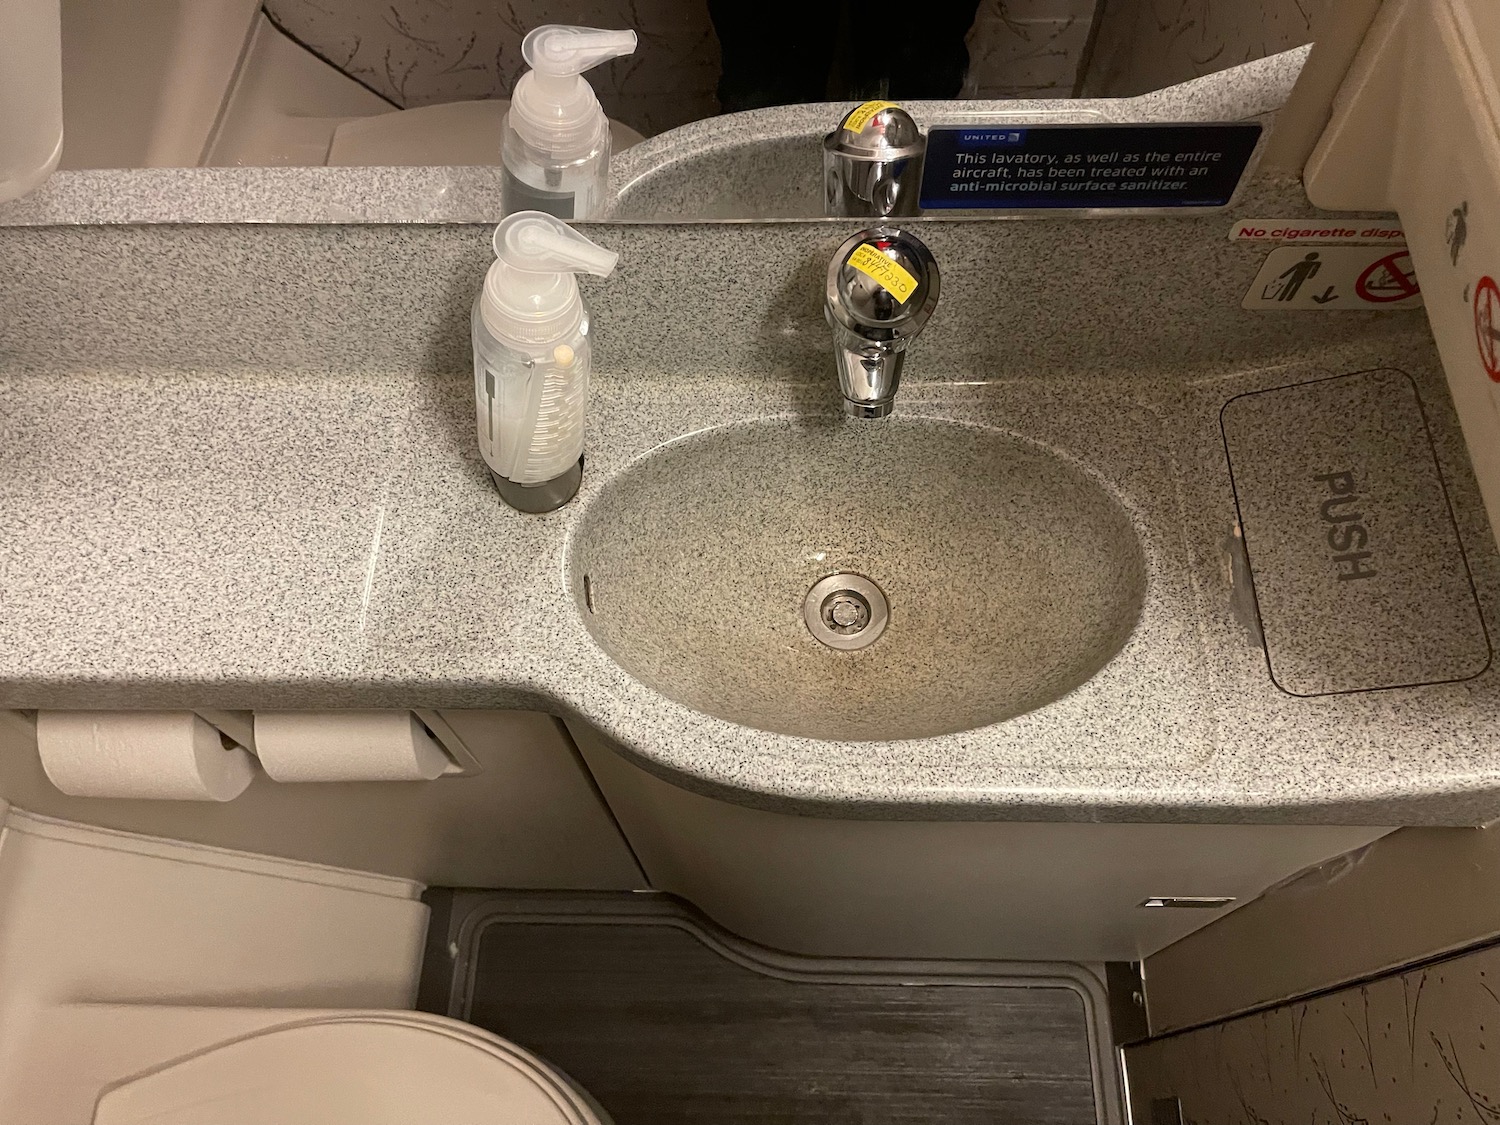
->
[13,0,1322,224]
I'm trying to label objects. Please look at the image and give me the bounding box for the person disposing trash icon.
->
[1264,251,1323,302]
[1447,201,1469,266]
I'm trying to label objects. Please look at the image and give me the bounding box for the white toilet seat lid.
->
[93,1012,601,1125]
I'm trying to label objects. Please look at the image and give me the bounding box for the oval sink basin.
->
[612,136,825,220]
[570,418,1147,741]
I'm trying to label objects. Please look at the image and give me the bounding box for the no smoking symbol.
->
[1477,276,1500,383]
[1355,250,1420,303]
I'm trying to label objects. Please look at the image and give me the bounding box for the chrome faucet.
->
[825,227,940,419]
[823,103,926,218]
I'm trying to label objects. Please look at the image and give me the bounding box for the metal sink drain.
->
[804,573,889,651]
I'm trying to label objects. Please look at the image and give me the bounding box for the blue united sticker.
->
[918,122,1262,210]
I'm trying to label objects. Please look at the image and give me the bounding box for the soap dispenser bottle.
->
[473,211,618,512]
[501,24,637,220]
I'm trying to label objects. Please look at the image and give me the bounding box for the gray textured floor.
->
[456,900,1098,1124]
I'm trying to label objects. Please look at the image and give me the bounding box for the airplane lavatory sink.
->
[568,417,1147,741]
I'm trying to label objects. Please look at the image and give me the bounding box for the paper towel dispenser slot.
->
[1221,368,1491,696]
[194,709,256,753]
[412,710,482,776]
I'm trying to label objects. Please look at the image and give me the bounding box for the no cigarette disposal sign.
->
[1243,246,1424,310]
[918,122,1262,210]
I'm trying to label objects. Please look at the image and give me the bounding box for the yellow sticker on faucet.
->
[843,100,900,134]
[847,242,918,302]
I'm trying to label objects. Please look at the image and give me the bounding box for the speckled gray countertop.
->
[3,177,1498,826]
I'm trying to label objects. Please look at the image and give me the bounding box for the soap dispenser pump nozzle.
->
[492,211,620,277]
[521,25,638,77]
[481,211,618,347]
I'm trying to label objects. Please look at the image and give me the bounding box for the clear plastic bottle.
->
[473,211,619,512]
[501,24,637,220]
